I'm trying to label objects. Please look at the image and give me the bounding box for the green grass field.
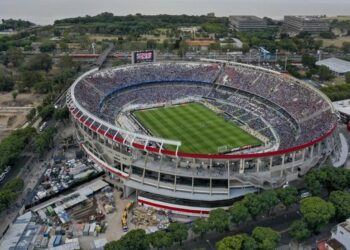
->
[133,102,261,154]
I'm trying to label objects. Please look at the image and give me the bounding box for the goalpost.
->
[218,145,228,153]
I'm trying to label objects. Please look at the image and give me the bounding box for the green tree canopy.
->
[229,201,250,224]
[289,220,311,242]
[4,47,24,67]
[147,230,173,250]
[192,218,210,239]
[276,186,298,209]
[26,54,53,72]
[252,227,281,250]
[104,229,149,250]
[318,65,334,81]
[37,104,55,121]
[216,234,257,250]
[208,208,230,232]
[329,191,350,220]
[168,222,188,245]
[300,197,335,232]
[345,72,350,84]
[301,54,316,69]
[0,71,14,92]
[242,193,266,219]
[39,42,56,53]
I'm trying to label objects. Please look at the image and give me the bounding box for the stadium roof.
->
[333,99,350,116]
[316,57,350,74]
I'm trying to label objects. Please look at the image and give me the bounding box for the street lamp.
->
[206,240,214,250]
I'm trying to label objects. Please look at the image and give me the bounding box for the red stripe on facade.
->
[138,198,209,215]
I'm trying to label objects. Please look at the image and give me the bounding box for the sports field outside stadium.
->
[133,102,262,154]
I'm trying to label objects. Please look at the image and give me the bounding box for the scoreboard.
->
[132,50,155,64]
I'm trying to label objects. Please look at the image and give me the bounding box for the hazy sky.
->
[1,0,350,24]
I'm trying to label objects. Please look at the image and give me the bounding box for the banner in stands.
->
[132,50,155,64]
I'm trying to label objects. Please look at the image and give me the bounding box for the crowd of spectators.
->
[101,83,212,118]
[72,62,336,151]
[218,65,329,121]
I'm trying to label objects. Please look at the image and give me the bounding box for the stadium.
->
[66,59,346,216]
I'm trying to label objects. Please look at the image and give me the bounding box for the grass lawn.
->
[133,102,261,154]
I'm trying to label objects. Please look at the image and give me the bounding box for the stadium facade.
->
[67,61,346,216]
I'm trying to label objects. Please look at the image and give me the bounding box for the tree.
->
[229,201,250,224]
[259,190,279,216]
[216,234,256,250]
[33,80,52,94]
[342,42,350,53]
[252,227,280,250]
[276,186,298,209]
[192,218,210,239]
[208,208,230,232]
[242,193,265,219]
[168,222,188,246]
[38,104,55,121]
[301,54,316,69]
[20,70,45,91]
[34,127,57,155]
[0,71,14,91]
[26,54,53,72]
[300,197,335,232]
[329,191,350,220]
[54,107,69,122]
[305,170,323,196]
[318,65,334,81]
[0,127,36,172]
[4,47,24,67]
[345,72,350,84]
[12,91,18,101]
[0,177,24,213]
[26,108,36,121]
[147,230,173,250]
[104,229,149,250]
[289,220,311,242]
[39,42,56,53]
[58,55,76,70]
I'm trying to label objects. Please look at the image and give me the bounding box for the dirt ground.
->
[319,36,350,48]
[0,92,43,140]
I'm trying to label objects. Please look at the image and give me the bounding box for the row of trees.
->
[216,227,280,250]
[34,127,57,155]
[105,222,189,250]
[0,127,36,173]
[0,177,24,212]
[54,12,228,36]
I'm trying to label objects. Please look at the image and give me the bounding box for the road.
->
[0,120,73,238]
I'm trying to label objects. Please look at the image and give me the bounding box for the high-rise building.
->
[284,16,329,34]
[229,16,267,32]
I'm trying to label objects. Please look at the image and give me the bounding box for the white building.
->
[316,58,350,75]
[331,218,350,249]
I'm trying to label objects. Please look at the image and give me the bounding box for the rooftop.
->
[285,15,327,21]
[316,57,350,74]
[333,99,350,116]
[229,15,265,22]
[340,218,350,233]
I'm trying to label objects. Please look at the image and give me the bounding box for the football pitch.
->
[133,102,261,154]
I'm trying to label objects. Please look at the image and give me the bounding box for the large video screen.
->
[133,50,155,63]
